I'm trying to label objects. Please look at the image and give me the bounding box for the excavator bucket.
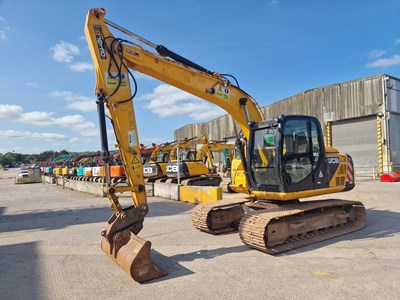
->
[101,228,166,283]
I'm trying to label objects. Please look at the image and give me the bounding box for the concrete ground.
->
[1,168,399,300]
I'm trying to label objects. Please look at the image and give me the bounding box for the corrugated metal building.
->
[174,74,400,178]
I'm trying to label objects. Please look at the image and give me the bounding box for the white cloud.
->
[140,84,224,121]
[366,55,400,68]
[66,101,96,112]
[365,39,400,69]
[49,41,93,73]
[26,81,39,88]
[270,0,278,6]
[49,90,96,112]
[80,129,100,137]
[20,111,54,125]
[69,62,94,72]
[49,90,93,102]
[0,17,10,41]
[83,138,96,144]
[0,102,97,136]
[18,111,97,133]
[50,41,80,63]
[0,30,6,41]
[0,104,23,119]
[0,130,68,141]
[141,137,163,144]
[367,49,387,60]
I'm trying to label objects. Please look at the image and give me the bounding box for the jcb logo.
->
[328,158,340,164]
[143,167,154,174]
[95,33,107,59]
[166,165,178,172]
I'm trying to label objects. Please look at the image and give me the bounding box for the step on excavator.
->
[85,8,366,283]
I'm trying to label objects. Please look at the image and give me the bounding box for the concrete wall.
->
[53,176,105,197]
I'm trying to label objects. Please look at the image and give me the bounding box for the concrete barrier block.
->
[43,176,56,184]
[179,186,222,204]
[145,182,154,197]
[154,182,179,200]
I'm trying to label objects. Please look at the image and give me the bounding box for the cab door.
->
[280,116,329,193]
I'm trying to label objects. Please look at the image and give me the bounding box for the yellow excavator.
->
[142,141,176,182]
[85,8,366,283]
[165,135,234,186]
[165,135,209,182]
[197,140,236,191]
[194,139,235,174]
[167,134,208,162]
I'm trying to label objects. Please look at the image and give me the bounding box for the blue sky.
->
[0,0,399,154]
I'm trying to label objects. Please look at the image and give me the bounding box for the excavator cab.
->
[248,115,331,197]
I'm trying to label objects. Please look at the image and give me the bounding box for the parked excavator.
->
[196,140,235,174]
[165,136,234,186]
[139,143,158,164]
[85,8,366,283]
[142,141,176,182]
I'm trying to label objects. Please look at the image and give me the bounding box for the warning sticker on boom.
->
[215,84,231,101]
[105,72,129,89]
[128,130,138,147]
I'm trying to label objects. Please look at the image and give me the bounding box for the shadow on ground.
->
[0,200,192,233]
[0,242,42,300]
[148,245,250,283]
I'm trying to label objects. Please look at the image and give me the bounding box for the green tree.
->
[14,153,24,164]
[0,152,16,167]
[59,149,69,155]
[36,150,56,162]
